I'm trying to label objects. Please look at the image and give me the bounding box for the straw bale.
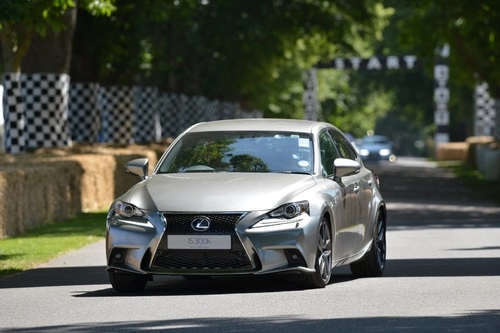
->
[464,137,497,167]
[465,136,495,144]
[0,144,162,238]
[436,142,469,161]
[0,160,83,238]
[63,154,117,212]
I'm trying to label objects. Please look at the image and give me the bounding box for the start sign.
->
[316,55,420,71]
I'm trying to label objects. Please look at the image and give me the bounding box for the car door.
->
[319,130,358,260]
[329,130,366,254]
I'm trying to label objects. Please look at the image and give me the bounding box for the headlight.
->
[114,200,144,218]
[359,148,369,156]
[268,200,309,219]
[379,148,391,156]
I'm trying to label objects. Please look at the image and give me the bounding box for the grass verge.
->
[0,212,107,278]
[439,160,500,205]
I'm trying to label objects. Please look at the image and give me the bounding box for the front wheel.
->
[305,217,332,288]
[350,211,386,277]
[109,270,149,292]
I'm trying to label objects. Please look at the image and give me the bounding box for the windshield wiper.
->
[273,171,312,175]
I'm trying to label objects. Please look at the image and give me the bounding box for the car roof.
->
[185,118,338,134]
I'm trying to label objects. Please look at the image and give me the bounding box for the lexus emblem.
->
[191,216,211,232]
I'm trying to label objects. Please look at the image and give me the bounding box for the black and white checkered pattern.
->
[475,82,497,137]
[3,75,262,152]
[303,69,319,121]
[98,86,135,145]
[23,74,72,150]
[69,83,100,144]
[134,87,161,143]
[3,73,72,153]
[158,93,182,138]
[2,73,26,154]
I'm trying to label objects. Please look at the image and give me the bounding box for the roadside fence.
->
[1,73,262,154]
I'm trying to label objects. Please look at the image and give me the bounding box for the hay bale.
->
[64,154,117,212]
[464,136,496,167]
[436,142,469,161]
[0,160,83,238]
[0,144,161,238]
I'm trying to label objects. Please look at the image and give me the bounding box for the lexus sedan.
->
[106,119,387,292]
[358,135,396,162]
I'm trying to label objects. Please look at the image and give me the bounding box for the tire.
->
[350,211,386,277]
[108,270,149,292]
[305,217,332,288]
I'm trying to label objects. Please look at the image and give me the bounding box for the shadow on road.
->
[2,311,500,333]
[2,254,499,294]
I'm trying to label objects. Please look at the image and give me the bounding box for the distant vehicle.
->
[106,119,387,292]
[358,135,396,162]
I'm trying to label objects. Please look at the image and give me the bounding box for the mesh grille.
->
[151,213,254,271]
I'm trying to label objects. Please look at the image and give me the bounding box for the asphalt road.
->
[1,157,500,332]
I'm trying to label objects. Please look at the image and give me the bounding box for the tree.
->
[392,0,500,98]
[70,0,389,117]
[0,0,115,74]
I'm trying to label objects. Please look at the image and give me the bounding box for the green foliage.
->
[70,0,386,118]
[0,0,116,72]
[390,0,500,98]
[442,162,500,205]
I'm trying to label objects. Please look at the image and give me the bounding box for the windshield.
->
[158,131,313,174]
[362,136,390,145]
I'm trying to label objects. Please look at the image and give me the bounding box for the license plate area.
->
[167,235,231,250]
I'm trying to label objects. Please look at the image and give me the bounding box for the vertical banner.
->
[2,73,26,154]
[99,86,135,144]
[303,69,319,121]
[69,82,100,144]
[434,44,450,146]
[23,73,72,150]
[474,82,497,137]
[0,83,4,153]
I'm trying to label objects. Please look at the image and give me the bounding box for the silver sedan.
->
[106,119,387,292]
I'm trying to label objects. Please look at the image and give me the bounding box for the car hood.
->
[122,173,316,212]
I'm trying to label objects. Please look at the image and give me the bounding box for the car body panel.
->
[123,173,317,212]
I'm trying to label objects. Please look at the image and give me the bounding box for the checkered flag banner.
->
[98,86,135,145]
[2,73,72,153]
[303,69,319,121]
[3,76,263,151]
[157,94,252,138]
[2,73,26,154]
[475,82,497,137]
[69,83,100,144]
[135,87,161,143]
[23,74,72,150]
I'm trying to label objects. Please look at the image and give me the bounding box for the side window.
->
[319,131,340,176]
[329,130,357,160]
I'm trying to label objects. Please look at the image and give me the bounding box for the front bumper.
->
[106,209,319,277]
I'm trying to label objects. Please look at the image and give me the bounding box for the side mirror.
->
[125,158,149,179]
[333,158,360,179]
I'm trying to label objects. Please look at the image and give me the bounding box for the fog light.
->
[284,249,307,267]
[110,249,126,264]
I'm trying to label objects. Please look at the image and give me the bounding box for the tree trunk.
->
[21,6,77,74]
[0,24,32,73]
